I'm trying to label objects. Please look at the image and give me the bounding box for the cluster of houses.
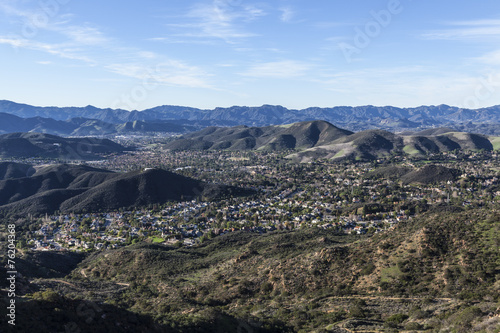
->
[28,189,417,252]
[23,149,500,252]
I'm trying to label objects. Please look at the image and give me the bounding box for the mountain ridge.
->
[1,100,500,134]
[0,112,204,136]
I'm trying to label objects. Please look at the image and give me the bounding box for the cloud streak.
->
[106,60,212,89]
[317,66,500,108]
[61,25,110,45]
[0,37,96,64]
[421,19,500,41]
[164,0,266,43]
[478,49,500,65]
[0,2,213,89]
[280,7,295,23]
[240,60,313,78]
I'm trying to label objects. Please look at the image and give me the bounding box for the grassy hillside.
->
[169,121,499,162]
[8,206,497,332]
[292,130,499,162]
[166,121,353,151]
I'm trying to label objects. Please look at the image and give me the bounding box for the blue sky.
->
[1,0,500,110]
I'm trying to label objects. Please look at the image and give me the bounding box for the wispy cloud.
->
[421,19,500,41]
[319,66,429,91]
[0,2,109,52]
[240,60,313,78]
[314,21,348,29]
[60,25,110,45]
[0,1,38,21]
[448,19,500,26]
[0,2,76,37]
[137,51,158,59]
[0,37,23,48]
[325,36,349,43]
[280,7,295,23]
[0,37,96,64]
[317,66,500,108]
[164,0,266,43]
[106,61,212,88]
[0,2,214,89]
[147,36,216,45]
[477,49,500,65]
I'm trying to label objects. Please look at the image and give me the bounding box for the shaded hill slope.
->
[59,168,247,213]
[0,164,117,214]
[0,162,35,180]
[365,164,461,184]
[0,132,127,160]
[0,165,252,217]
[400,165,461,184]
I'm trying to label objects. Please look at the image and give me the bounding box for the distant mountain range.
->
[0,132,126,160]
[0,163,252,217]
[166,120,500,162]
[1,100,500,135]
[0,112,208,136]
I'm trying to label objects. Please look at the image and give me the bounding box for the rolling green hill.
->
[289,130,499,162]
[164,121,499,162]
[166,121,353,151]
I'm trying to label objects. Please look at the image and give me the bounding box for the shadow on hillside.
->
[0,292,286,333]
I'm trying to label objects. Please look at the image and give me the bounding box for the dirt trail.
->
[49,279,78,288]
[324,295,454,302]
[41,279,130,292]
